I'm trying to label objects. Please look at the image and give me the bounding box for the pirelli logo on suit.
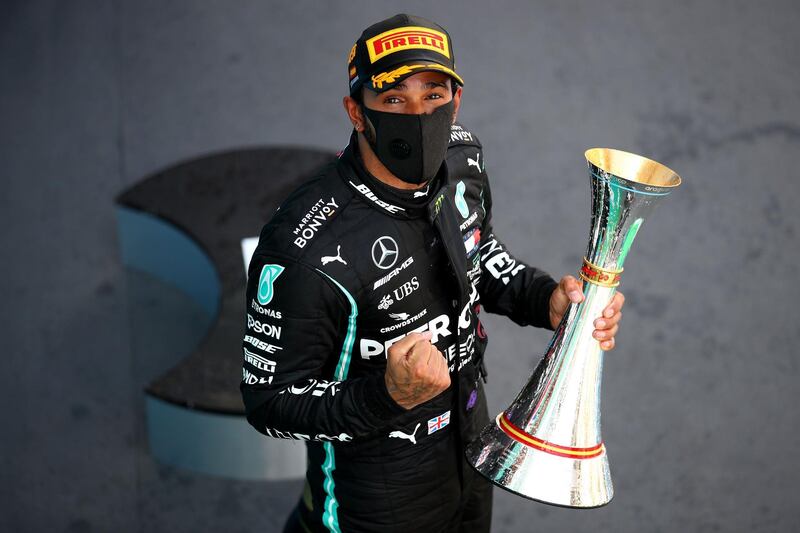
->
[366,26,450,63]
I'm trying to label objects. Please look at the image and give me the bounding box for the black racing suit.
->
[241,124,557,533]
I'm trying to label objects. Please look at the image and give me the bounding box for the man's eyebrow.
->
[424,81,448,89]
[385,80,448,92]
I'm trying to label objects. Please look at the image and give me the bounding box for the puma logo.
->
[413,185,430,198]
[389,423,420,445]
[467,152,481,171]
[321,245,347,266]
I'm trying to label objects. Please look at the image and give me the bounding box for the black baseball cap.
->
[347,14,465,96]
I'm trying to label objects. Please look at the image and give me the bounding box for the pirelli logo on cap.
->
[366,26,450,64]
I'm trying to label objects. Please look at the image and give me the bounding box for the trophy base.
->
[465,414,614,508]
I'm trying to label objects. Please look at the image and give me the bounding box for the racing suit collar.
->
[338,132,447,220]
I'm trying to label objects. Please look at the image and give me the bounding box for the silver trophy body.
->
[465,148,681,508]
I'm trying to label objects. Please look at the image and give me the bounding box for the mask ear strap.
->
[360,104,378,146]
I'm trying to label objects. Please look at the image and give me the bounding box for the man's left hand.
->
[548,275,625,351]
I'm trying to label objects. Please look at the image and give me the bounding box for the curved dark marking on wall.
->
[118,147,335,412]
[116,147,335,478]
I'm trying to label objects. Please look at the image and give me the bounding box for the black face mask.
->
[362,100,454,185]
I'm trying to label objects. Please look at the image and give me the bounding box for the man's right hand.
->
[384,331,451,410]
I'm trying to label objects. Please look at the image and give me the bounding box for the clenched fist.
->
[384,331,451,410]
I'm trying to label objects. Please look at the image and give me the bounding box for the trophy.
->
[465,148,681,507]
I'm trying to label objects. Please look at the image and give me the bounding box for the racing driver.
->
[241,13,625,533]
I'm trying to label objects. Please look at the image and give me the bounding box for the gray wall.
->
[2,1,798,531]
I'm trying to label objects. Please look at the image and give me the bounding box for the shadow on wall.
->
[116,147,335,480]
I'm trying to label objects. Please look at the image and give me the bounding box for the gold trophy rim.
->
[585,147,682,188]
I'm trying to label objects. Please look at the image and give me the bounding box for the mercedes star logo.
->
[371,236,399,270]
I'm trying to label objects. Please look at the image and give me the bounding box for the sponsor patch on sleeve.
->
[463,227,481,258]
[449,124,474,144]
[257,264,284,305]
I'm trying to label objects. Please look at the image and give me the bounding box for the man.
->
[241,14,624,533]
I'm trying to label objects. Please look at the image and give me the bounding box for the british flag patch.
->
[427,410,451,435]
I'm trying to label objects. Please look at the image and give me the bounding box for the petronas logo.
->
[257,264,285,305]
[455,181,470,219]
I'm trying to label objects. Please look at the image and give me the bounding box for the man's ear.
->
[343,95,364,132]
[451,85,463,124]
